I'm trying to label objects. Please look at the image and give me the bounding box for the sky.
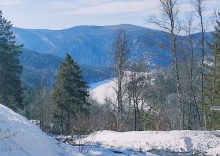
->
[0,0,219,30]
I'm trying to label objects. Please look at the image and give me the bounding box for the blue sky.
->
[0,0,219,30]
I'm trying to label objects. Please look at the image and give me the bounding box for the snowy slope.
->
[89,73,150,106]
[0,104,81,156]
[89,78,220,155]
[81,130,220,155]
[1,104,220,155]
[90,79,117,104]
[89,79,113,90]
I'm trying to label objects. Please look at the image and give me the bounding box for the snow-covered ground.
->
[0,104,81,156]
[79,130,220,155]
[89,72,153,105]
[1,104,220,156]
[90,79,117,104]
[89,79,113,90]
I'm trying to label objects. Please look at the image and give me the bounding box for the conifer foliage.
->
[0,10,23,110]
[204,12,220,130]
[52,53,89,134]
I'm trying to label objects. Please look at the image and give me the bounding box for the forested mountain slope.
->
[13,24,175,67]
[16,24,212,88]
[20,48,113,88]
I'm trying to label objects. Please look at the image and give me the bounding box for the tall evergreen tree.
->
[51,53,89,134]
[0,10,23,110]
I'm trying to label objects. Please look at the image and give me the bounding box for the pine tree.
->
[51,53,89,134]
[204,12,220,130]
[0,10,23,110]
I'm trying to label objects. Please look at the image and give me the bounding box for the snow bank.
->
[1,103,220,155]
[0,104,71,156]
[83,130,220,155]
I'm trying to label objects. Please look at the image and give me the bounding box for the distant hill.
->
[16,25,213,88]
[20,48,113,88]
[13,24,173,67]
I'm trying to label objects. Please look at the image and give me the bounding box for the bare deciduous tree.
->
[194,0,206,128]
[127,61,148,130]
[24,88,53,132]
[112,29,130,131]
[181,14,201,129]
[149,0,183,129]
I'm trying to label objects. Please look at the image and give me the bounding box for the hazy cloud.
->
[0,0,219,29]
[46,0,219,17]
[47,1,76,10]
[0,0,24,7]
[66,1,157,15]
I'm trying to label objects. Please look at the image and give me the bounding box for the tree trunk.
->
[195,0,206,129]
[61,106,64,134]
[170,11,183,130]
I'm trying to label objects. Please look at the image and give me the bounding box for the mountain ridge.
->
[13,24,172,67]
[16,24,213,88]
